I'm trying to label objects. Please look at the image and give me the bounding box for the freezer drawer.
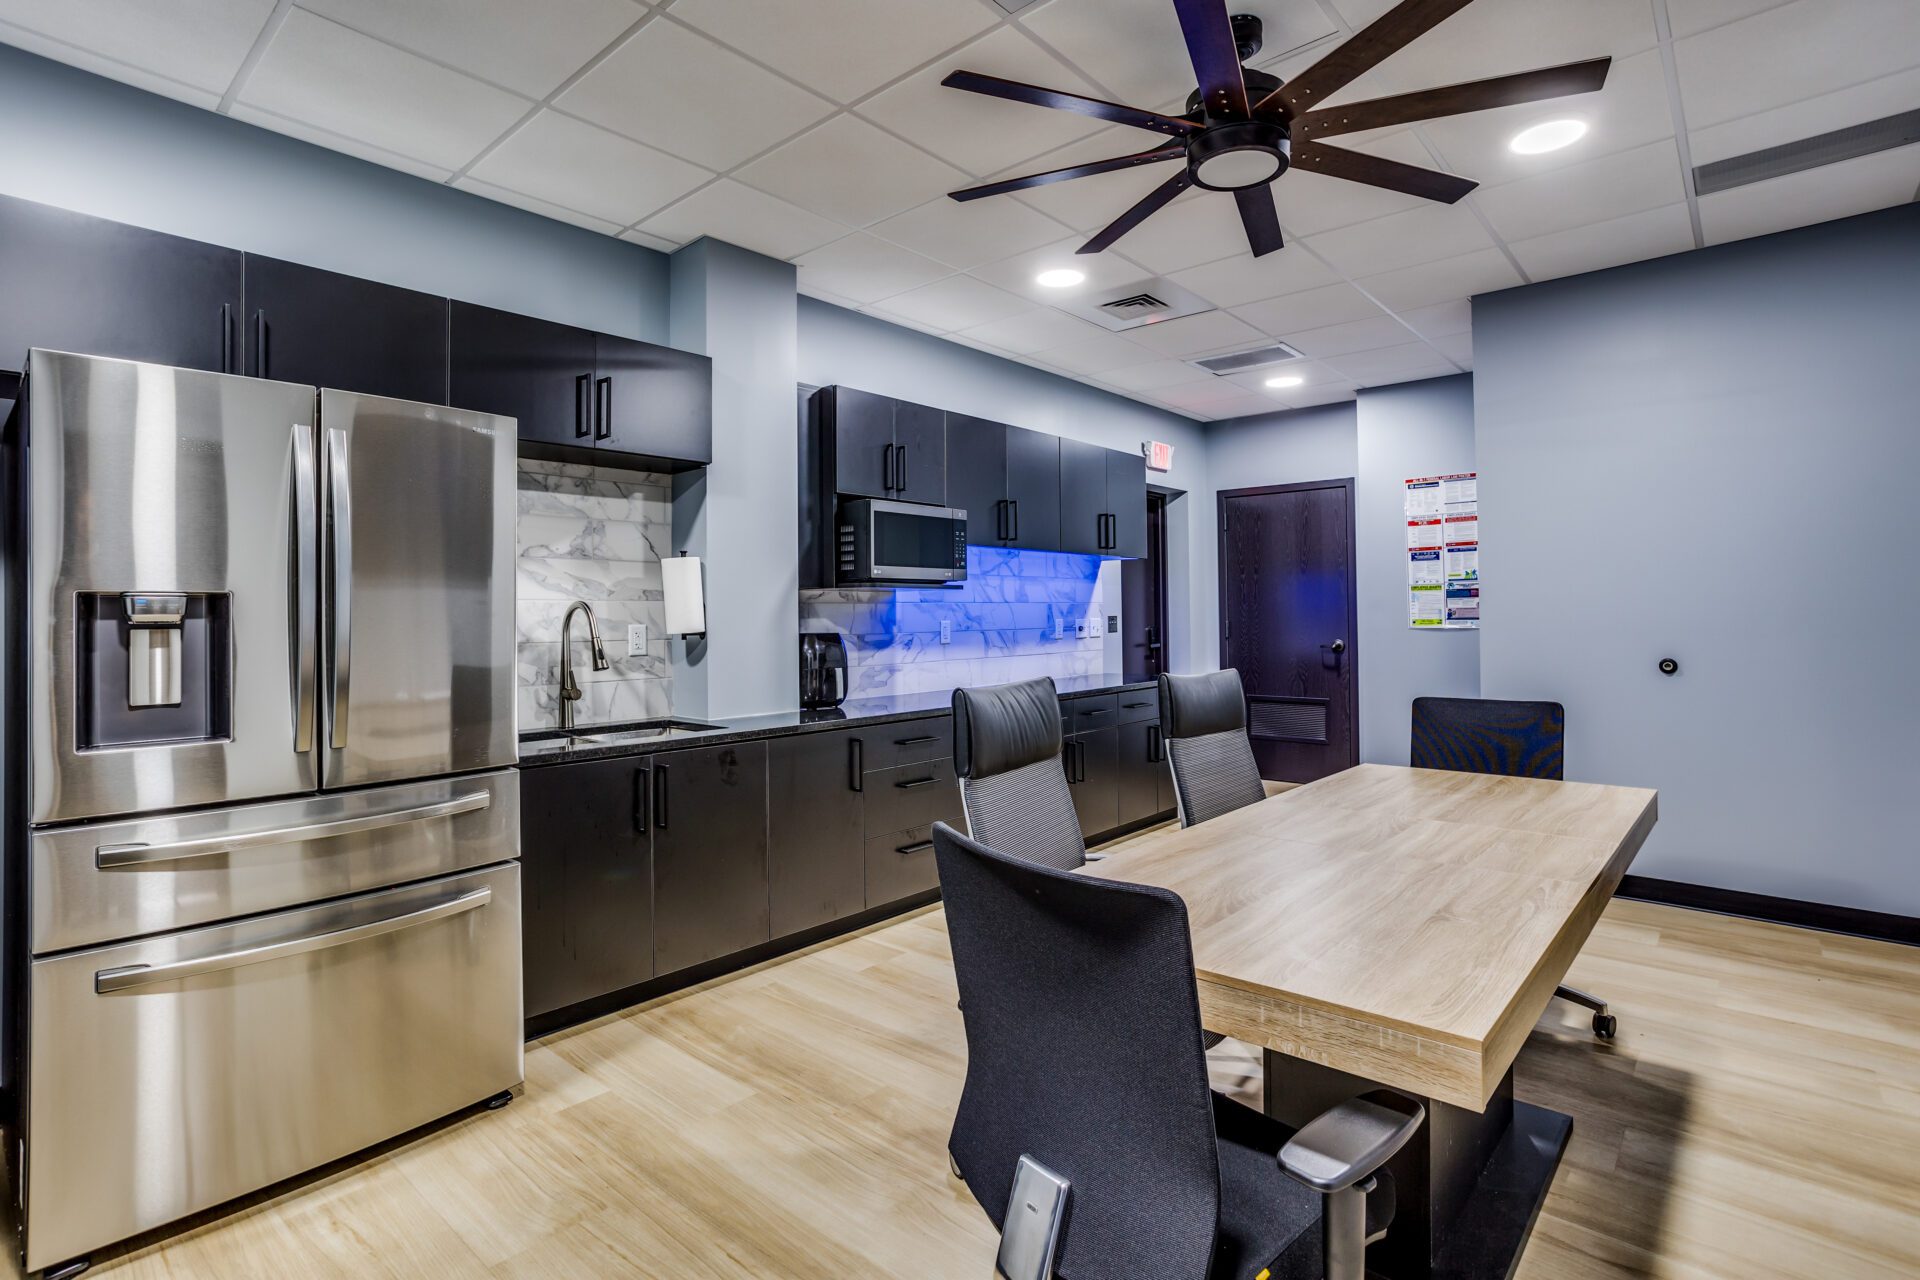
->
[31,770,520,954]
[24,864,523,1272]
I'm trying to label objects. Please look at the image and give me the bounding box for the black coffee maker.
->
[799,633,849,709]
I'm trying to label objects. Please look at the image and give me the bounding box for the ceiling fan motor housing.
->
[1189,120,1291,191]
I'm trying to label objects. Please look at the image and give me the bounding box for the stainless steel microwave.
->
[836,498,968,585]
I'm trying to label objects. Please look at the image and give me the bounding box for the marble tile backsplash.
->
[516,458,672,731]
[799,547,1110,700]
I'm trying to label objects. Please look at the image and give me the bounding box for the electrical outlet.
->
[939,619,952,645]
[626,624,647,657]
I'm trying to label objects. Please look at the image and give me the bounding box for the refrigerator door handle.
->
[325,424,353,751]
[93,790,493,869]
[291,424,319,753]
[92,887,493,994]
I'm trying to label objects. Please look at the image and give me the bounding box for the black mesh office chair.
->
[933,821,1423,1280]
[1409,696,1617,1040]
[952,677,1091,871]
[1159,670,1268,828]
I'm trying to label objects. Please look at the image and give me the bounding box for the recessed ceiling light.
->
[1264,374,1305,389]
[1035,268,1086,288]
[1508,119,1587,155]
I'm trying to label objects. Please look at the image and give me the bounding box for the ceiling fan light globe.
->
[1187,121,1291,192]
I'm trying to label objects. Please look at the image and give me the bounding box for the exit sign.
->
[1143,440,1175,472]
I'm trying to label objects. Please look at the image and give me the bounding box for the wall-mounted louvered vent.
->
[1694,109,1920,195]
[1248,696,1328,744]
[1192,343,1305,376]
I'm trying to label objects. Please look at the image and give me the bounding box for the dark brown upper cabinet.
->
[818,385,946,505]
[1059,438,1109,556]
[595,333,712,467]
[1106,449,1148,559]
[243,254,449,404]
[946,414,1063,552]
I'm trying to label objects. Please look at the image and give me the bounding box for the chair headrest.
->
[1159,669,1247,739]
[951,677,1062,779]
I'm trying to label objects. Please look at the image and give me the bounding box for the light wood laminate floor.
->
[82,896,1920,1279]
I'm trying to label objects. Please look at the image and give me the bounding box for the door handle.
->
[633,767,648,833]
[1330,639,1346,653]
[882,443,895,492]
[575,373,592,438]
[595,376,612,441]
[653,763,669,829]
[93,887,492,994]
[325,425,353,750]
[289,424,319,753]
[94,791,492,869]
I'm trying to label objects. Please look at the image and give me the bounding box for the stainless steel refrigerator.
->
[6,349,523,1274]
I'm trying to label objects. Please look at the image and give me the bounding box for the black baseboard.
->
[1615,875,1918,947]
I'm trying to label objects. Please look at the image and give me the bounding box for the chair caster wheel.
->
[485,1090,513,1110]
[45,1259,91,1280]
[1592,1013,1617,1040]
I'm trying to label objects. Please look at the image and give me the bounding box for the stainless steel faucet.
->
[558,600,610,730]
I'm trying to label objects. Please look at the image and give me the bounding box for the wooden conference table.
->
[1084,764,1658,1280]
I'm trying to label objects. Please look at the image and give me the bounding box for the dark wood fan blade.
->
[1293,142,1477,202]
[1235,185,1284,257]
[1172,0,1250,120]
[949,144,1186,202]
[1296,58,1612,137]
[1078,169,1194,254]
[1266,0,1477,116]
[942,71,1197,137]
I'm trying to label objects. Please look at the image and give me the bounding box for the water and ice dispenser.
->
[75,591,233,750]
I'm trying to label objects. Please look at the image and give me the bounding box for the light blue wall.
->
[0,44,669,342]
[1475,204,1920,915]
[1356,377,1479,764]
[797,297,1214,674]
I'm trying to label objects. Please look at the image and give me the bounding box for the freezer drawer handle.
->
[93,791,493,869]
[93,886,493,994]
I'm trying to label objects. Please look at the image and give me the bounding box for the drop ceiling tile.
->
[1224,359,1353,397]
[674,0,994,105]
[1286,381,1362,407]
[299,0,644,99]
[959,308,1108,355]
[232,103,456,180]
[0,41,219,111]
[1154,381,1275,418]
[1396,299,1473,338]
[1432,331,1472,363]
[968,236,1158,305]
[1233,282,1386,336]
[557,18,834,170]
[620,227,683,253]
[454,177,625,234]
[1282,314,1419,358]
[1507,201,1694,282]
[1665,0,1796,39]
[468,110,712,225]
[1125,310,1265,358]
[242,10,534,171]
[1473,138,1685,243]
[1689,66,1920,166]
[1304,201,1494,277]
[1697,142,1920,245]
[1097,188,1252,276]
[1674,0,1920,130]
[734,114,969,228]
[857,27,1108,177]
[1354,247,1525,311]
[793,233,951,303]
[636,179,847,259]
[869,195,1070,271]
[1271,131,1440,236]
[868,274,1031,331]
[1097,359,1216,393]
[1323,342,1457,384]
[998,128,1189,231]
[1167,247,1340,309]
[0,0,274,94]
[1032,328,1155,376]
[1418,49,1675,188]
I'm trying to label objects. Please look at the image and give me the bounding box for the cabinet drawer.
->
[865,758,959,839]
[1063,693,1119,733]
[861,716,951,772]
[866,824,941,907]
[1115,689,1160,725]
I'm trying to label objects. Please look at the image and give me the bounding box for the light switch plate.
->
[940,619,952,644]
[626,624,647,657]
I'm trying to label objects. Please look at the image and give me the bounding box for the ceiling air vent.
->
[1103,292,1171,315]
[1190,342,1304,375]
[1693,109,1920,195]
[1054,277,1215,331]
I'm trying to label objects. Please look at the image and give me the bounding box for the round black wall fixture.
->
[1658,657,1679,676]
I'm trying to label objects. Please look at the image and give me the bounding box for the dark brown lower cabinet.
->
[1064,727,1120,838]
[768,728,866,938]
[650,742,770,976]
[866,824,941,905]
[520,756,653,1021]
[1118,720,1171,830]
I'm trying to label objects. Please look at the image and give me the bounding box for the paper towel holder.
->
[662,553,706,638]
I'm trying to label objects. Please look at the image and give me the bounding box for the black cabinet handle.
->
[633,766,649,833]
[653,762,668,828]
[895,776,936,789]
[1009,499,1019,542]
[252,310,268,379]
[595,377,612,441]
[574,373,591,439]
[850,737,864,792]
[995,498,1008,541]
[1123,700,1152,709]
[1080,708,1111,718]
[895,839,934,855]
[1149,725,1164,763]
[894,735,938,746]
[1077,740,1087,783]
[220,304,233,374]
[897,444,908,492]
[882,443,895,491]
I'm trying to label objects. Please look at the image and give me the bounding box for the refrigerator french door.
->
[13,350,522,1275]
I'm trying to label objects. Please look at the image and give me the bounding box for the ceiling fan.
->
[941,0,1611,258]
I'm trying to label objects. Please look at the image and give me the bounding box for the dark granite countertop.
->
[516,674,1156,766]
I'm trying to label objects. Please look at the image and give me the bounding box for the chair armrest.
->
[1278,1090,1425,1193]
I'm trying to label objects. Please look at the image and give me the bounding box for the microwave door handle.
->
[325,424,353,751]
[290,423,319,753]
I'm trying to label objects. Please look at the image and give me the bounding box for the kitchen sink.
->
[521,719,725,750]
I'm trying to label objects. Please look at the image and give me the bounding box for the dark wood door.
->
[449,301,595,449]
[891,399,946,505]
[1058,438,1108,556]
[1005,426,1061,551]
[945,413,1007,545]
[1219,479,1357,783]
[1121,492,1169,682]
[651,742,770,975]
[1105,449,1148,558]
[244,255,448,403]
[596,333,712,466]
[828,386,896,499]
[1064,728,1119,838]
[0,193,242,376]
[519,757,654,1021]
[768,729,866,938]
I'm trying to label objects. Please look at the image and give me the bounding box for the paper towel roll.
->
[662,555,706,636]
